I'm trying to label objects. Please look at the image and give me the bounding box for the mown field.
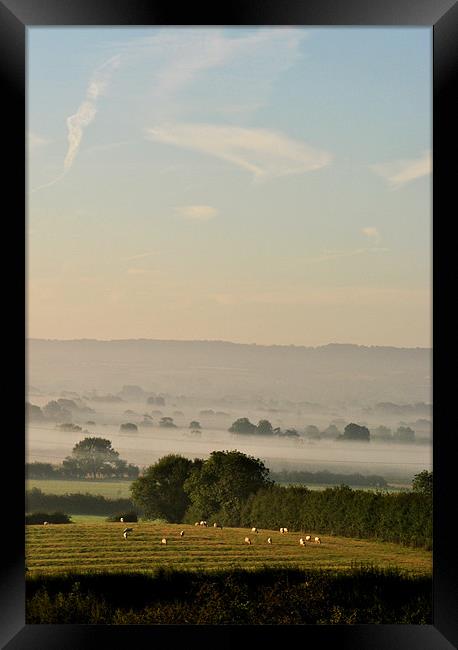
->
[26,521,432,577]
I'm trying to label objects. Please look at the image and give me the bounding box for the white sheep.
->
[161,538,167,545]
[314,536,321,544]
[123,527,133,539]
[213,522,218,528]
[180,530,185,537]
[43,521,49,526]
[251,527,259,533]
[267,537,272,544]
[244,537,252,545]
[195,522,200,526]
[283,527,288,533]
[305,535,311,542]
[299,538,306,546]
[120,517,124,523]
[280,527,284,534]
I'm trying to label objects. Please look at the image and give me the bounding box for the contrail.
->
[31,54,121,193]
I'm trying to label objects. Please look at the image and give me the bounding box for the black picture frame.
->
[1,0,456,647]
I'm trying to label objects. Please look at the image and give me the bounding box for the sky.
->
[27,27,432,347]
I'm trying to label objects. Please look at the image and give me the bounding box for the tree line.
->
[130,451,432,549]
[228,418,418,442]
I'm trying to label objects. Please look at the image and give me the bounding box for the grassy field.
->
[27,479,133,498]
[27,479,408,497]
[26,521,432,577]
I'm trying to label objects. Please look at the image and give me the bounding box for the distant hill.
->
[27,339,431,406]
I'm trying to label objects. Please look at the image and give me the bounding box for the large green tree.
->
[131,454,199,522]
[183,450,271,526]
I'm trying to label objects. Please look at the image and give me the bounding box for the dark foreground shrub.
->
[26,566,432,625]
[26,512,72,525]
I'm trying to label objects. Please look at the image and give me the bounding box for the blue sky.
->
[27,27,432,346]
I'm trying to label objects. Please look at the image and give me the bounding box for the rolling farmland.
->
[26,521,432,577]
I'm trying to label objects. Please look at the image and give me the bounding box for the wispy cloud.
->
[111,28,306,118]
[146,123,332,180]
[175,205,218,221]
[64,55,121,172]
[370,150,431,189]
[31,55,121,193]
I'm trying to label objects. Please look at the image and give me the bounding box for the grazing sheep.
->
[43,521,49,526]
[251,527,259,533]
[305,535,311,542]
[161,538,167,545]
[120,517,124,523]
[280,527,284,534]
[299,538,306,546]
[123,527,133,539]
[195,522,200,526]
[180,530,185,537]
[314,536,321,544]
[267,537,272,544]
[283,527,288,533]
[200,520,208,527]
[244,537,252,545]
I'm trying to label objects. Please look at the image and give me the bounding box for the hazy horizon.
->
[27,336,431,350]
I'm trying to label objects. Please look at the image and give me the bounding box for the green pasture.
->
[26,521,432,577]
[27,479,133,498]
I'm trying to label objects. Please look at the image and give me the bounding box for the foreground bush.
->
[26,566,431,625]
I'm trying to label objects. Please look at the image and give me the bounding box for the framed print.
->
[1,0,457,647]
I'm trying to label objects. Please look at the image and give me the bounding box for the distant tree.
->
[159,416,177,428]
[26,462,59,479]
[305,425,321,439]
[228,417,257,434]
[257,419,274,435]
[321,424,340,438]
[412,470,433,496]
[119,385,146,400]
[61,437,131,479]
[372,425,393,440]
[120,422,138,432]
[394,426,415,443]
[189,421,201,430]
[283,428,300,438]
[131,454,198,522]
[26,402,45,422]
[42,400,72,422]
[339,423,370,442]
[147,396,165,406]
[56,423,82,432]
[183,450,271,525]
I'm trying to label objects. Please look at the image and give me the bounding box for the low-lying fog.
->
[26,393,432,483]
